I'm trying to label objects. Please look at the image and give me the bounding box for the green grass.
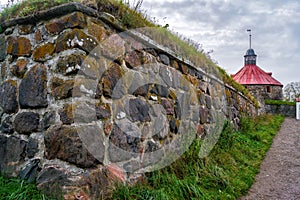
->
[0,0,78,21]
[0,176,52,200]
[112,114,285,200]
[265,100,296,106]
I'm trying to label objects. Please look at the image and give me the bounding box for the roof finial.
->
[247,29,252,49]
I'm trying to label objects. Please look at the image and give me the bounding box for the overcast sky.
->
[1,0,299,86]
[138,0,300,86]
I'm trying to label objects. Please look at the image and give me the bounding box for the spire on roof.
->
[244,29,257,65]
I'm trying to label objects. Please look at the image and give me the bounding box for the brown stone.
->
[170,59,179,69]
[7,37,32,56]
[58,101,98,125]
[80,168,112,199]
[45,12,87,35]
[180,63,189,75]
[51,77,74,100]
[35,30,43,43]
[59,104,74,125]
[55,29,98,53]
[19,64,48,108]
[88,21,107,43]
[197,125,204,137]
[11,58,28,78]
[44,125,100,168]
[0,80,18,114]
[32,43,55,61]
[101,63,124,98]
[124,50,143,68]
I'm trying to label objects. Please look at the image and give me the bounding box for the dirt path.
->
[240,118,300,200]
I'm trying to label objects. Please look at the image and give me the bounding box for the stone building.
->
[232,32,283,104]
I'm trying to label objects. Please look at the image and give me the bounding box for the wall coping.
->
[0,2,256,106]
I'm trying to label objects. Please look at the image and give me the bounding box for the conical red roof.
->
[232,64,283,86]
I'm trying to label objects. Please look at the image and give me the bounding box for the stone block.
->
[0,80,18,114]
[55,29,98,53]
[51,77,74,100]
[56,53,86,75]
[45,12,87,35]
[32,43,55,61]
[101,63,124,98]
[128,98,150,122]
[0,36,6,61]
[19,65,48,108]
[14,112,39,135]
[11,58,28,78]
[7,37,32,56]
[44,125,100,168]
[0,116,14,134]
[0,135,27,174]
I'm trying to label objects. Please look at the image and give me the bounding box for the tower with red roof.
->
[231,30,283,103]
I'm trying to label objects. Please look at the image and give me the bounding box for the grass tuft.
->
[0,176,52,200]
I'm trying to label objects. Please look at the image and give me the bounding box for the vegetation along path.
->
[241,118,300,200]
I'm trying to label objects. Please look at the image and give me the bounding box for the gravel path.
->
[240,118,300,200]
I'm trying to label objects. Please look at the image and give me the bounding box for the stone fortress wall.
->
[0,3,257,198]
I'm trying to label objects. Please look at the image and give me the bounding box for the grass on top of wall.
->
[265,99,296,106]
[112,114,285,200]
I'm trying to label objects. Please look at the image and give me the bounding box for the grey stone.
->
[42,111,55,130]
[145,140,160,152]
[206,96,212,109]
[159,66,172,87]
[199,93,206,106]
[19,159,40,183]
[73,101,97,123]
[0,135,27,173]
[151,84,170,98]
[159,54,170,65]
[128,99,150,122]
[0,36,6,61]
[109,123,140,154]
[4,28,14,35]
[0,116,14,134]
[0,80,18,114]
[14,112,40,135]
[27,138,39,158]
[19,65,48,109]
[169,117,179,133]
[36,166,70,192]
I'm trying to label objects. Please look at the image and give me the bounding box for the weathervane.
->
[247,29,252,49]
